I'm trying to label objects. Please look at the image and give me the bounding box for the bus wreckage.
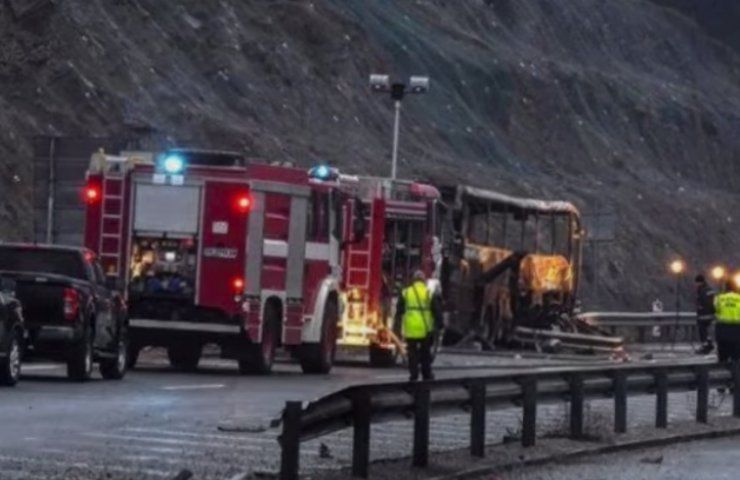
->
[438,185,623,354]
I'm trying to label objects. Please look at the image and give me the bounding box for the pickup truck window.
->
[0,248,86,280]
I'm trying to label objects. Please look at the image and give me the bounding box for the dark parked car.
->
[0,244,128,381]
[0,276,23,386]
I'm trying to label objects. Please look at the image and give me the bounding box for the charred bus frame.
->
[440,185,584,343]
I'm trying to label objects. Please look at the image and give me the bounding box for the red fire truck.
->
[313,171,442,366]
[83,149,440,372]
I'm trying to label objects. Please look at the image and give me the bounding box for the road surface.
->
[0,346,716,479]
[507,436,740,480]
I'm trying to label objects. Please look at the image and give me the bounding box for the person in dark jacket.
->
[695,275,715,354]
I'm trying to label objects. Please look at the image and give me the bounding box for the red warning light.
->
[235,194,251,213]
[232,277,245,292]
[84,185,100,203]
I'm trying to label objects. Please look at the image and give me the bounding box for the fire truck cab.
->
[84,149,360,374]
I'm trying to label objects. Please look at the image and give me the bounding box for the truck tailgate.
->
[14,278,69,327]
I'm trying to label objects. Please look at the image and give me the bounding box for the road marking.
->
[83,432,263,451]
[124,426,277,443]
[162,383,226,391]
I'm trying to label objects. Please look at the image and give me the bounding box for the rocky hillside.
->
[2,0,739,309]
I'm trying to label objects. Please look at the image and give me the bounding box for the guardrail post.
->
[695,366,709,424]
[654,370,668,428]
[280,401,302,480]
[469,382,486,458]
[732,362,740,418]
[352,394,372,478]
[569,374,584,439]
[521,378,537,447]
[613,372,627,433]
[413,385,430,468]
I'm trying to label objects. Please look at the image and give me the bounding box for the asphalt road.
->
[0,345,713,479]
[508,436,740,480]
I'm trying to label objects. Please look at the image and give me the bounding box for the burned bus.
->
[439,185,584,345]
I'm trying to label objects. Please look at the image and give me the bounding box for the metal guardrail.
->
[581,311,698,343]
[278,360,740,479]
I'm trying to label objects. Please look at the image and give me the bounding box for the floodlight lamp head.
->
[408,75,430,94]
[369,74,391,92]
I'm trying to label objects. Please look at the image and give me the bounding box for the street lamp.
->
[668,259,685,350]
[711,265,727,282]
[369,74,430,179]
[711,265,727,292]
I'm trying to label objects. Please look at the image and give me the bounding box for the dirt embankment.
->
[1,0,739,309]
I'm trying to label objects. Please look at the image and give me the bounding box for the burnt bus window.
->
[489,209,507,246]
[521,213,539,252]
[551,214,571,256]
[505,210,524,251]
[536,214,554,254]
[467,203,488,244]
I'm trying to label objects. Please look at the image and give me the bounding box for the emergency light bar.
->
[162,154,186,174]
[308,165,339,181]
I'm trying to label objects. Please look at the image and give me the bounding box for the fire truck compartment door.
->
[133,184,201,234]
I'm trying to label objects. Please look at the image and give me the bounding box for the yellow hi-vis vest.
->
[714,292,740,324]
[402,280,433,339]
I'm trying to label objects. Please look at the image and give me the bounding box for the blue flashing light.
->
[163,154,185,174]
[315,165,330,178]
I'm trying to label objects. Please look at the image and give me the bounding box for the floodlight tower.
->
[369,74,430,179]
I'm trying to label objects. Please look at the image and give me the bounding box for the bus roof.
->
[456,185,581,217]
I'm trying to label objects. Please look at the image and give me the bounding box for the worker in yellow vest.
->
[395,270,439,381]
[714,280,740,363]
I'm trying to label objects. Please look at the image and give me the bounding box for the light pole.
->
[369,74,430,179]
[669,259,685,350]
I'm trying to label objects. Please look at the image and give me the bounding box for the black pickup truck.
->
[0,276,23,386]
[0,244,128,381]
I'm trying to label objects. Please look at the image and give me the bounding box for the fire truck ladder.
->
[99,175,124,275]
[344,207,373,343]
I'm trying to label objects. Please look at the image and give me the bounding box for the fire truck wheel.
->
[299,297,338,374]
[238,302,280,375]
[167,343,202,372]
[67,326,94,382]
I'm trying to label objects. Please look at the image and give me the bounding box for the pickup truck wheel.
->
[167,343,201,372]
[0,332,21,386]
[67,329,93,382]
[100,336,128,380]
[300,297,338,374]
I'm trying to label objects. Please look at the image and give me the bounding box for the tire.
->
[0,331,22,386]
[100,333,128,380]
[300,297,338,374]
[67,328,93,382]
[238,308,278,375]
[369,343,397,368]
[126,343,140,370]
[167,343,202,372]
